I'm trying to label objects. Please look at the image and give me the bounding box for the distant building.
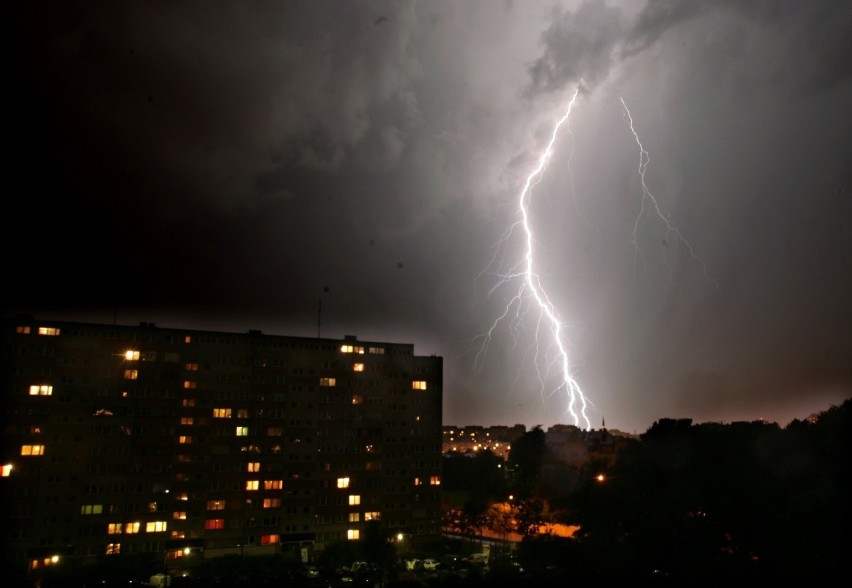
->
[1,316,442,580]
[544,424,588,466]
[441,424,525,460]
[442,422,636,466]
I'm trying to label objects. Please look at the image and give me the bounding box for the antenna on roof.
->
[317,286,330,338]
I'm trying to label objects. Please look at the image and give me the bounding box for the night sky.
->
[6,1,852,434]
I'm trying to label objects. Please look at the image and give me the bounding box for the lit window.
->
[146,521,168,533]
[319,377,336,387]
[2,464,13,477]
[348,495,361,506]
[16,326,31,334]
[349,513,360,522]
[247,462,260,473]
[368,346,384,355]
[430,476,441,485]
[352,395,363,405]
[38,327,61,336]
[213,408,232,418]
[262,534,280,544]
[80,505,103,515]
[236,426,249,437]
[364,512,380,521]
[184,335,192,343]
[106,543,120,555]
[246,480,259,491]
[181,417,194,426]
[412,380,427,390]
[29,385,53,396]
[347,529,360,540]
[339,344,364,354]
[264,480,283,490]
[414,477,422,486]
[177,493,189,501]
[337,477,350,489]
[353,363,365,372]
[204,519,225,530]
[173,512,187,520]
[178,436,192,444]
[183,381,196,389]
[182,399,195,407]
[21,445,45,456]
[107,523,122,535]
[125,350,140,361]
[124,369,138,380]
[267,427,282,436]
[262,498,281,508]
[185,363,199,371]
[206,500,226,511]
[125,522,141,534]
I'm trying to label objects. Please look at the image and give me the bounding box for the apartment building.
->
[1,315,442,579]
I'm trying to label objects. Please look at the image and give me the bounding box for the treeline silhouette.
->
[444,398,850,585]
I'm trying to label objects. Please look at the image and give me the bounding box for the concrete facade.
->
[1,316,442,579]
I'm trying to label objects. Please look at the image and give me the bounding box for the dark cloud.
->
[622,0,711,56]
[528,0,629,94]
[624,0,852,92]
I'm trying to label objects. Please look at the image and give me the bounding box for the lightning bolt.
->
[621,97,718,289]
[474,91,717,432]
[476,86,591,430]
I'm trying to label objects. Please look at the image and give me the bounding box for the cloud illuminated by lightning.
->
[476,86,591,430]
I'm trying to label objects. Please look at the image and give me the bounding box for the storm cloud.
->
[7,0,851,433]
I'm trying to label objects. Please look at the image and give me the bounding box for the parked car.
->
[422,558,440,570]
[303,565,320,578]
[465,553,489,566]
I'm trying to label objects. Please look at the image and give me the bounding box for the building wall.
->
[1,316,442,577]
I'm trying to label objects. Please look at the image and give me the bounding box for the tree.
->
[360,520,396,573]
[513,495,546,537]
[507,426,546,498]
[442,449,506,498]
[564,401,852,581]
